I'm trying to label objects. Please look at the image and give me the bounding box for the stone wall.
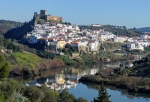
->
[46,15,63,23]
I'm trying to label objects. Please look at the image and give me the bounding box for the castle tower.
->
[40,10,47,17]
[34,12,39,18]
[60,17,63,23]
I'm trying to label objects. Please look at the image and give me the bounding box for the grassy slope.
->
[102,42,124,51]
[11,52,41,70]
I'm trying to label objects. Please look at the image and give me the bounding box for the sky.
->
[0,0,150,28]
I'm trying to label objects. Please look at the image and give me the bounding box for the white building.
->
[113,36,127,43]
[27,36,38,44]
[99,32,116,41]
[91,24,101,27]
[89,41,100,52]
[140,34,150,40]
[127,42,144,51]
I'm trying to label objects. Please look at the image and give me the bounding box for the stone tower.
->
[34,12,39,18]
[40,10,47,17]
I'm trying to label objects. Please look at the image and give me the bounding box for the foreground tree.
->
[0,92,4,102]
[77,97,87,102]
[0,55,10,79]
[93,85,111,102]
[58,89,76,102]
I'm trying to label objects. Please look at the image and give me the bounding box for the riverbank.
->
[8,52,66,77]
[79,74,150,94]
[79,54,150,94]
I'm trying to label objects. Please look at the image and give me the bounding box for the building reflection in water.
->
[25,66,99,91]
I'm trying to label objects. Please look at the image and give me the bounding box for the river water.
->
[68,83,150,102]
[26,65,150,102]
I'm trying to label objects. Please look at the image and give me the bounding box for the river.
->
[68,83,150,102]
[26,65,150,102]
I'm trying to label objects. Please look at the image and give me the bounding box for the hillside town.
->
[1,0,150,101]
[26,21,150,54]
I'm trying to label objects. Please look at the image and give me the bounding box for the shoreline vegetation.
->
[8,50,130,78]
[79,74,150,94]
[79,54,150,94]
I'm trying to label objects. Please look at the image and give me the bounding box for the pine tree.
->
[93,85,111,102]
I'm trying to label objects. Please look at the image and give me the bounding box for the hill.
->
[79,25,143,37]
[4,18,35,40]
[0,20,22,35]
[137,27,150,32]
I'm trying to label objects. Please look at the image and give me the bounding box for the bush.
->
[0,79,20,101]
[23,86,44,102]
[59,89,76,102]
[0,92,4,102]
[41,86,59,102]
[77,97,87,102]
[0,55,10,79]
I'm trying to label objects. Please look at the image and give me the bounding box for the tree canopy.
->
[0,55,10,79]
[93,85,111,102]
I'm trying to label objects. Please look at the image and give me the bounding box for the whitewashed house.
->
[127,42,144,51]
[27,36,38,44]
[113,36,127,43]
[89,41,100,52]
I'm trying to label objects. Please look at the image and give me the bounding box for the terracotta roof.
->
[59,34,65,36]
[70,42,78,44]
[38,38,47,40]
[48,38,53,40]
[57,38,65,41]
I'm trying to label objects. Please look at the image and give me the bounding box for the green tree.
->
[93,85,111,102]
[23,86,44,102]
[0,92,4,102]
[0,34,4,46]
[14,93,28,102]
[59,89,76,102]
[0,55,10,79]
[41,86,59,102]
[0,79,20,101]
[77,97,87,102]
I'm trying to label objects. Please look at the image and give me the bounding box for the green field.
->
[11,52,41,69]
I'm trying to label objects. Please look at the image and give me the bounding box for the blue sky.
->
[0,0,150,28]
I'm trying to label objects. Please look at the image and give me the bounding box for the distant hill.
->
[79,25,143,37]
[4,18,35,40]
[0,20,22,35]
[137,27,150,32]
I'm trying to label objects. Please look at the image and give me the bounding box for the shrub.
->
[23,86,44,102]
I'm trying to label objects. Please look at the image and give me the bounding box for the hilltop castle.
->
[34,10,63,23]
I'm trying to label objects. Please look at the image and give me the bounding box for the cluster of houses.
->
[26,22,102,53]
[26,22,150,53]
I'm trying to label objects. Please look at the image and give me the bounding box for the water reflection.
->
[81,82,150,99]
[25,65,99,91]
[68,83,150,102]
[25,64,150,102]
